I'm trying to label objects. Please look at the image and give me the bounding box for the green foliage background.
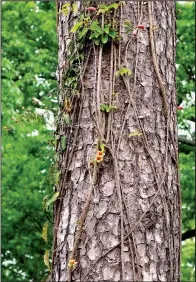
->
[2,2,195,281]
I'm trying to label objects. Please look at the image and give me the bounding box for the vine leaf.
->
[90,20,101,31]
[42,222,48,243]
[58,3,70,16]
[43,192,59,211]
[102,34,108,44]
[61,136,67,151]
[116,67,132,77]
[71,21,83,33]
[129,130,142,137]
[100,103,117,112]
[54,171,60,185]
[100,143,106,153]
[108,3,119,9]
[44,250,51,271]
[109,30,117,38]
[104,25,110,34]
[63,113,71,125]
[94,39,100,46]
[78,27,89,39]
[72,3,78,14]
[122,20,133,34]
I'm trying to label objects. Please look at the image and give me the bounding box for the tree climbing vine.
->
[53,2,180,282]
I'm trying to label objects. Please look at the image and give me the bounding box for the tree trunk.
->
[52,1,181,281]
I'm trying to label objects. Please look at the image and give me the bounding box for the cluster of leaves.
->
[2,2,57,281]
[97,2,120,14]
[176,3,195,105]
[70,3,120,45]
[71,17,118,45]
[176,3,195,281]
[88,21,118,45]
[100,103,117,113]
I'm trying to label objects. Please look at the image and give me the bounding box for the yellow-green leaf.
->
[44,250,51,271]
[62,3,70,9]
[100,143,105,153]
[129,130,142,137]
[43,192,59,211]
[115,70,120,77]
[42,222,48,243]
[72,3,78,14]
[71,21,83,33]
[58,3,70,16]
[63,113,71,125]
[54,171,60,185]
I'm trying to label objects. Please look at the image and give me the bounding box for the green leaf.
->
[123,20,131,27]
[105,105,110,112]
[63,113,71,125]
[129,130,142,137]
[97,4,108,14]
[61,136,67,151]
[106,105,117,112]
[90,21,99,30]
[42,222,48,243]
[108,3,119,10]
[90,21,102,32]
[109,30,117,39]
[94,39,100,46]
[99,4,108,9]
[89,33,96,40]
[54,171,60,185]
[122,21,133,34]
[78,27,88,39]
[104,25,110,34]
[100,103,117,112]
[115,70,120,77]
[95,29,103,38]
[43,192,59,211]
[102,34,108,44]
[62,3,70,9]
[44,250,51,271]
[72,3,78,14]
[60,3,71,16]
[71,21,83,33]
[100,143,105,153]
[100,104,107,111]
[116,67,132,77]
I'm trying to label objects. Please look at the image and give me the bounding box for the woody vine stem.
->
[52,1,180,282]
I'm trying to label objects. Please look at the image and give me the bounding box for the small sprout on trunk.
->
[68,259,77,268]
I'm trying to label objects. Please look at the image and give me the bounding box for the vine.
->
[53,1,179,282]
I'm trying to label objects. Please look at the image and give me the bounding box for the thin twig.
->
[106,41,114,143]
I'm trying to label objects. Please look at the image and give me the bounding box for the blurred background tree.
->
[176,2,195,281]
[1,1,195,281]
[2,2,57,281]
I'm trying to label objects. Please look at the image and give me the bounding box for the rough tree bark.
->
[52,1,181,281]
